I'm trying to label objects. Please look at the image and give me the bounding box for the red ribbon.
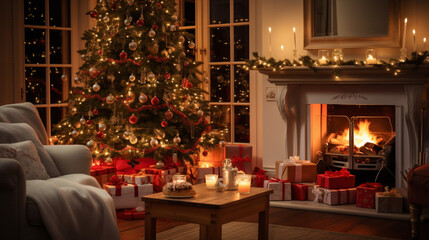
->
[325,168,350,177]
[152,173,162,192]
[162,162,178,173]
[231,145,250,171]
[253,167,266,176]
[359,182,383,189]
[266,178,290,200]
[107,175,127,196]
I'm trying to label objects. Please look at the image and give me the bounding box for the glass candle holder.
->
[199,161,213,168]
[366,49,377,64]
[318,50,329,65]
[237,174,251,194]
[205,174,218,189]
[172,174,186,184]
[332,49,343,63]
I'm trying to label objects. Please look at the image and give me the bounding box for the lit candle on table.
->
[205,174,218,189]
[268,27,272,58]
[237,174,251,194]
[402,18,407,49]
[281,45,284,59]
[293,27,296,50]
[413,29,416,52]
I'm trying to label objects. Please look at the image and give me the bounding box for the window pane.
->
[210,65,230,102]
[234,0,249,22]
[183,0,195,26]
[50,67,70,104]
[210,0,230,24]
[52,107,67,127]
[234,26,249,61]
[36,107,47,131]
[234,106,250,143]
[25,28,46,64]
[49,0,70,27]
[211,105,231,142]
[234,65,249,103]
[50,30,71,64]
[184,29,196,61]
[25,0,45,26]
[26,67,46,104]
[210,27,230,62]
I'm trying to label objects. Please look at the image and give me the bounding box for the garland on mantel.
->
[245,51,429,77]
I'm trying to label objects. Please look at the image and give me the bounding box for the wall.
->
[255,0,429,170]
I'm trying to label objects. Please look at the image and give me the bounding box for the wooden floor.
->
[118,207,428,240]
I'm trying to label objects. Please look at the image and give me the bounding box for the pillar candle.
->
[402,18,407,49]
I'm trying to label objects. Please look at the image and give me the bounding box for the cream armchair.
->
[0,102,119,240]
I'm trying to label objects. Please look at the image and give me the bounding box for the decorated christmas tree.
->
[53,0,222,168]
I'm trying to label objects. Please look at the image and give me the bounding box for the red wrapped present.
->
[317,168,355,189]
[115,157,157,174]
[264,178,291,201]
[226,144,252,174]
[323,188,357,205]
[251,167,268,187]
[275,159,316,183]
[117,207,146,220]
[90,165,116,186]
[292,183,308,201]
[104,175,153,209]
[356,182,384,209]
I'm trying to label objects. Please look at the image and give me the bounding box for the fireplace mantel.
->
[260,65,429,85]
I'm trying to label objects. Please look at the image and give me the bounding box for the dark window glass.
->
[25,28,46,64]
[25,67,46,104]
[234,106,250,143]
[210,27,230,62]
[50,67,70,103]
[50,30,71,64]
[211,105,231,142]
[210,0,230,24]
[49,0,70,27]
[25,0,45,26]
[234,26,249,61]
[183,0,195,26]
[234,65,249,103]
[210,65,230,102]
[234,0,249,22]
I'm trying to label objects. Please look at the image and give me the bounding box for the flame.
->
[327,120,381,149]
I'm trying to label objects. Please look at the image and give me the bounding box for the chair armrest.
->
[44,145,92,175]
[0,158,26,240]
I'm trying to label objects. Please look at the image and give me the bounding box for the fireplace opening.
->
[310,104,396,186]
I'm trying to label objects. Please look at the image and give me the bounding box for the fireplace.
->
[261,66,429,188]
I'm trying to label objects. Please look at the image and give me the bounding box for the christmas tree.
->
[53,0,222,167]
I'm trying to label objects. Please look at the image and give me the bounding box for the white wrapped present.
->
[118,173,152,185]
[104,183,153,209]
[263,179,291,201]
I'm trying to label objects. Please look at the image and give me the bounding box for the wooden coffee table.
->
[142,184,273,240]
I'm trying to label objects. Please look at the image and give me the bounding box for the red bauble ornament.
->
[202,150,208,156]
[96,131,105,139]
[184,62,189,67]
[86,119,93,126]
[98,50,103,55]
[161,120,168,127]
[93,108,99,115]
[164,110,173,120]
[152,24,158,31]
[156,3,162,9]
[90,11,97,18]
[137,19,144,26]
[129,114,138,124]
[185,82,193,88]
[163,73,171,79]
[151,96,159,105]
[181,78,188,87]
[119,50,128,59]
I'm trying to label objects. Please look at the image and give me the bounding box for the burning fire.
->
[327,120,382,148]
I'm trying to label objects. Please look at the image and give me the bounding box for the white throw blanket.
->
[26,178,120,240]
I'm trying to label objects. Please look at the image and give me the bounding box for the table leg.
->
[145,203,156,240]
[199,224,221,240]
[258,197,269,240]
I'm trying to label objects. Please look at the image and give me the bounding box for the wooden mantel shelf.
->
[259,65,429,85]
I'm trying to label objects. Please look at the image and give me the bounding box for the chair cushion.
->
[0,102,49,145]
[0,123,61,177]
[0,141,49,180]
[407,164,429,207]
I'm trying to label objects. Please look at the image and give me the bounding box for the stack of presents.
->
[90,144,265,220]
[264,156,404,213]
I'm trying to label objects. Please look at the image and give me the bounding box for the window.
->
[24,0,74,137]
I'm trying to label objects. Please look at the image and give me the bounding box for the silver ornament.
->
[124,18,131,26]
[197,109,204,117]
[80,117,86,124]
[171,15,178,22]
[129,134,138,144]
[123,131,131,140]
[129,74,136,82]
[161,50,169,57]
[81,54,87,60]
[98,123,106,131]
[188,41,195,49]
[170,24,176,31]
[103,16,110,22]
[173,135,181,144]
[154,129,165,139]
[71,129,79,137]
[73,76,81,84]
[106,94,115,104]
[92,82,101,92]
[105,157,113,164]
[70,107,77,115]
[178,35,185,44]
[219,140,225,147]
[129,40,137,51]
[86,140,96,149]
[61,74,68,81]
[155,160,164,169]
[148,29,156,37]
[150,138,159,147]
[126,90,135,103]
[139,93,148,103]
[147,72,156,82]
[89,67,97,75]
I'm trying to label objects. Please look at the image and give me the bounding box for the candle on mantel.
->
[237,174,251,194]
[281,45,284,59]
[413,29,416,52]
[402,18,407,49]
[268,27,272,57]
[205,174,218,189]
[366,54,377,64]
[424,37,427,50]
[318,56,327,65]
[293,27,296,50]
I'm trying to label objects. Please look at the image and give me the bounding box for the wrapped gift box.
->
[375,188,404,213]
[307,185,324,203]
[251,167,269,188]
[263,179,291,201]
[104,183,153,209]
[198,146,225,168]
[291,183,308,200]
[118,173,152,185]
[116,207,146,220]
[90,165,116,187]
[225,145,252,174]
[356,182,384,209]
[317,168,355,189]
[187,166,222,184]
[275,160,317,182]
[323,188,357,205]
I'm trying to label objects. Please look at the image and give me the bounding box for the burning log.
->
[364,142,383,154]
